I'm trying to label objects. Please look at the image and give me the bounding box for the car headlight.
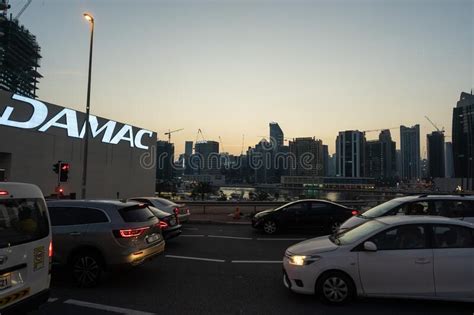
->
[289,255,321,266]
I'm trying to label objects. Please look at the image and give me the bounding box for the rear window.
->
[154,198,176,207]
[119,205,155,222]
[0,198,49,248]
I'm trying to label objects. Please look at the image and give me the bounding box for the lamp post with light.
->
[81,13,94,199]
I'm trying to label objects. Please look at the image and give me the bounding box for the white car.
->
[283,216,474,304]
[339,195,474,232]
[0,183,52,313]
[128,197,191,223]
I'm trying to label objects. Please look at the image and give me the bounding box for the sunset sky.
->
[16,0,473,156]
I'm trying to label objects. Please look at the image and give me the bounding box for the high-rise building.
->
[194,140,220,175]
[269,122,284,149]
[445,142,454,178]
[322,144,329,176]
[365,130,396,180]
[427,131,445,178]
[366,140,382,178]
[184,141,194,175]
[0,17,42,98]
[156,141,175,181]
[452,91,474,178]
[328,153,336,177]
[336,130,366,177]
[289,137,324,177]
[400,125,421,180]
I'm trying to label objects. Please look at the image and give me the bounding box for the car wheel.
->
[329,221,342,234]
[316,271,355,304]
[263,220,278,235]
[71,252,103,288]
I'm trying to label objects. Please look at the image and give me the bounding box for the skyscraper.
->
[322,144,329,176]
[336,130,366,177]
[365,130,396,180]
[269,122,284,149]
[452,91,474,178]
[194,140,220,175]
[156,140,175,181]
[289,137,324,177]
[400,125,421,180]
[184,141,194,175]
[427,131,445,178]
[445,142,454,178]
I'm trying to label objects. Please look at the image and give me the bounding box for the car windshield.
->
[0,198,50,248]
[360,199,405,218]
[331,220,385,245]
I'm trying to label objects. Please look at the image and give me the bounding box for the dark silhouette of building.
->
[365,130,396,181]
[445,142,454,178]
[336,130,366,177]
[427,131,445,178]
[156,141,174,181]
[269,122,284,149]
[289,137,324,177]
[0,17,41,98]
[322,144,329,176]
[194,140,220,175]
[184,141,194,175]
[400,125,421,180]
[452,91,474,178]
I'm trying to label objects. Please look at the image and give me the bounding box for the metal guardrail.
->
[182,199,383,214]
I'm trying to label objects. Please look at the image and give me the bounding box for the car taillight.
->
[186,208,190,214]
[158,221,168,229]
[114,227,149,238]
[351,210,359,216]
[173,207,179,215]
[48,240,53,258]
[0,190,8,196]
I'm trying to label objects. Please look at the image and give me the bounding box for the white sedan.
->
[283,216,474,304]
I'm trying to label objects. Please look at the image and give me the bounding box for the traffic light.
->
[59,163,70,182]
[53,162,60,174]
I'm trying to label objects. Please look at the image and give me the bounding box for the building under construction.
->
[0,1,41,98]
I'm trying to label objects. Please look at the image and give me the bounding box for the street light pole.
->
[81,13,94,199]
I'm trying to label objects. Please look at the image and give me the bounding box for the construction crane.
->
[195,128,206,144]
[164,128,183,143]
[424,116,445,133]
[218,136,226,153]
[14,0,32,20]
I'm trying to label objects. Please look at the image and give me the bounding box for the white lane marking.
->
[165,254,225,263]
[64,299,155,315]
[181,234,206,237]
[48,298,58,303]
[256,238,306,241]
[231,260,283,264]
[208,235,253,240]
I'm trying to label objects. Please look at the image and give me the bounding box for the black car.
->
[251,199,358,235]
[148,206,182,240]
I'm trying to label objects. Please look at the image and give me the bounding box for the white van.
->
[0,183,51,313]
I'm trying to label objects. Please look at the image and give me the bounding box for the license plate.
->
[0,273,11,290]
[146,234,160,244]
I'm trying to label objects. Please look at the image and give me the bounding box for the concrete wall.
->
[0,91,156,199]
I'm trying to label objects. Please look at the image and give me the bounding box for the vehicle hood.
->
[339,215,369,230]
[254,209,274,218]
[286,236,338,255]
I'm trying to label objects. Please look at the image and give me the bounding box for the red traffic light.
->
[61,163,70,171]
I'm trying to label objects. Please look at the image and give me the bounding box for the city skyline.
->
[10,0,474,155]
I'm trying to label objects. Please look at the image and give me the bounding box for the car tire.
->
[328,221,342,234]
[262,220,278,235]
[316,271,355,305]
[70,252,103,288]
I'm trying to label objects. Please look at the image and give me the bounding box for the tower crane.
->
[424,116,445,133]
[164,128,183,143]
[14,0,32,20]
[362,127,399,134]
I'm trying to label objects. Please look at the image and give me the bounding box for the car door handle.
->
[415,258,431,264]
[69,232,81,236]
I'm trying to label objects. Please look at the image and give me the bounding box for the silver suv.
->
[46,200,165,287]
[339,194,474,232]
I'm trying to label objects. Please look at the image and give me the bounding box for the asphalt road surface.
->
[31,224,473,315]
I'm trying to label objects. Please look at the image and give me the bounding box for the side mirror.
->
[364,241,377,252]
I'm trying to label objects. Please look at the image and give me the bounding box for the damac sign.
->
[0,94,154,150]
